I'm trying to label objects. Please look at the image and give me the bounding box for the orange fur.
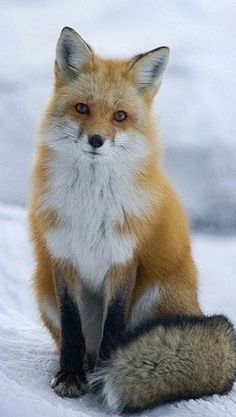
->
[29,30,202,350]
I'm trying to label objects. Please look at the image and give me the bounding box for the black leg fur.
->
[51,285,86,398]
[99,289,127,360]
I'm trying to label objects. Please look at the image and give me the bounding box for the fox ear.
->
[130,47,170,91]
[55,27,93,76]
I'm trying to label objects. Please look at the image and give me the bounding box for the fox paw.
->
[50,371,86,398]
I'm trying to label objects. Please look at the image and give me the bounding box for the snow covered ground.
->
[1,0,236,232]
[0,203,236,417]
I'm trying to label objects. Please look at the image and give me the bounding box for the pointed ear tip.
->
[62,26,73,31]
[59,26,77,37]
[159,46,170,55]
[146,46,170,58]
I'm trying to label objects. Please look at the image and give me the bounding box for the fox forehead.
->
[55,57,146,109]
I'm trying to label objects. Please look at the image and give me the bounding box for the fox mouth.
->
[84,151,102,157]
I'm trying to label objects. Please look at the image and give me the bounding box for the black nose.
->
[88,135,104,149]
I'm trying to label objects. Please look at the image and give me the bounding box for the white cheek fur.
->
[40,119,154,289]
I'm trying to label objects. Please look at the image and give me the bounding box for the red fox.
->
[29,27,236,412]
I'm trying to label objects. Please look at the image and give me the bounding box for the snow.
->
[0,203,236,417]
[1,0,236,232]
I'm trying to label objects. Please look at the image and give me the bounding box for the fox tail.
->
[89,315,236,413]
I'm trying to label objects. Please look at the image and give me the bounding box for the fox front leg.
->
[51,283,86,398]
[99,265,136,360]
[99,289,127,360]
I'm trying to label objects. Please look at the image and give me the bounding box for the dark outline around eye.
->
[114,110,127,122]
[75,103,89,114]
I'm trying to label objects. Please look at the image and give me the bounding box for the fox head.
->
[42,27,169,165]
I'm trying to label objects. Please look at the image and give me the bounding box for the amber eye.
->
[114,110,127,122]
[75,103,89,114]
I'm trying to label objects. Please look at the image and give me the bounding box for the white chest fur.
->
[42,140,151,289]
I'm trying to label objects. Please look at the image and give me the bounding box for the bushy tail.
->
[89,315,236,413]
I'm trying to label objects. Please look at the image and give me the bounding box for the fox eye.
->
[75,103,89,114]
[114,110,127,122]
